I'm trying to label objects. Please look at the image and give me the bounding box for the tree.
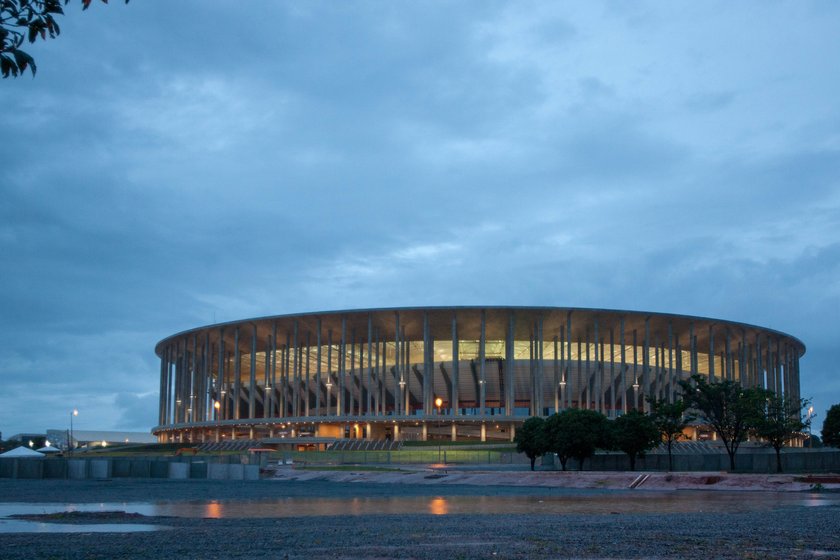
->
[611,409,660,471]
[1,0,127,78]
[544,409,610,471]
[750,391,810,473]
[823,404,840,448]
[649,397,695,471]
[804,434,822,448]
[679,375,763,472]
[514,416,547,471]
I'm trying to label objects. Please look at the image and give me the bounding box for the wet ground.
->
[2,489,838,525]
[1,479,838,558]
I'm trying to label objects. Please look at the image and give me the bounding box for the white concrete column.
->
[479,310,486,415]
[480,423,486,442]
[421,423,428,441]
[450,423,457,442]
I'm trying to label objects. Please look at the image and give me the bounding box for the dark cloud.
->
[1,2,838,435]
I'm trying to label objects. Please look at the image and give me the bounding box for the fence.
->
[550,448,840,473]
[0,455,260,480]
[282,448,520,466]
[2,448,838,479]
[282,447,840,473]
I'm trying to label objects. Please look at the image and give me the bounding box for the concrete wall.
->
[543,449,840,473]
[0,456,261,480]
[2,449,838,479]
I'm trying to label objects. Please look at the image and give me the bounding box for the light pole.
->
[214,400,221,443]
[69,408,78,454]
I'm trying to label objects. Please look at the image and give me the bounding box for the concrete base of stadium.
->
[155,417,520,445]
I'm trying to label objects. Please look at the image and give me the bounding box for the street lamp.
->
[69,408,78,454]
[214,400,221,443]
[435,397,443,415]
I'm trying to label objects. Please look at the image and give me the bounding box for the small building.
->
[46,429,157,450]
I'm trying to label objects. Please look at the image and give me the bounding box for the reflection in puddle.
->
[204,501,222,519]
[0,491,836,533]
[428,497,449,515]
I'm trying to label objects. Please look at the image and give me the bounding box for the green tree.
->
[805,434,822,448]
[544,409,610,471]
[750,391,810,473]
[611,409,660,471]
[649,397,695,471]
[679,375,763,472]
[514,416,547,471]
[1,0,127,78]
[822,404,840,448]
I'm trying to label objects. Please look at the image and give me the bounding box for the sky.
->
[1,1,838,438]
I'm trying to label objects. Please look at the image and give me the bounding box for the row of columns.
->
[158,311,802,430]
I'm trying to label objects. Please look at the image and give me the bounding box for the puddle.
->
[0,490,836,530]
[0,518,166,533]
[146,493,838,517]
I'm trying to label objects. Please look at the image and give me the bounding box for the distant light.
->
[102,441,107,447]
[45,440,51,447]
[29,440,34,447]
[73,409,78,416]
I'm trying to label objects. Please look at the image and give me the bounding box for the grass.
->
[281,447,514,465]
[402,440,515,449]
[76,443,183,455]
[296,465,404,472]
[57,440,518,465]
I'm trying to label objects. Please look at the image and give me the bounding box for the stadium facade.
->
[152,307,805,443]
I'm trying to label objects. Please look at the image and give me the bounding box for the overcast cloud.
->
[1,1,838,437]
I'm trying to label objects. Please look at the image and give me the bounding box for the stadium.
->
[152,307,804,444]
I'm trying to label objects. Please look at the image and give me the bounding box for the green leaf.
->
[11,48,35,75]
[1,54,18,78]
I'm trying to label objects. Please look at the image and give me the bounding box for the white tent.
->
[36,445,60,454]
[0,446,45,458]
